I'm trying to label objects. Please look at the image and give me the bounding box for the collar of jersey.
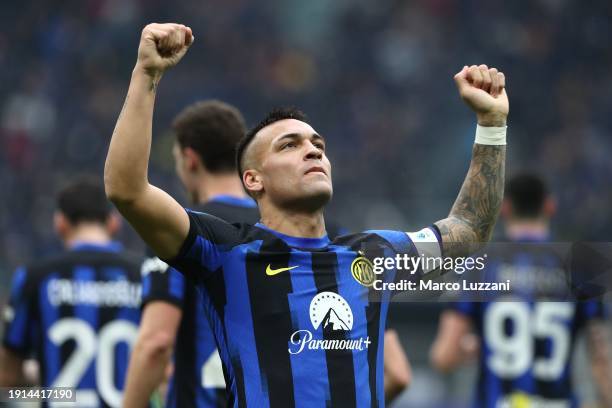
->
[255,222,330,249]
[208,195,257,208]
[510,234,549,243]
[70,241,123,253]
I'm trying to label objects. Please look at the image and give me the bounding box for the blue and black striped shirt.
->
[164,209,442,407]
[453,240,607,408]
[2,242,143,408]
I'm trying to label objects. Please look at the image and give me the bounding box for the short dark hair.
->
[505,173,549,218]
[173,100,246,173]
[236,107,307,178]
[57,176,111,225]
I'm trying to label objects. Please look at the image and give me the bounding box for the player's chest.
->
[227,249,379,318]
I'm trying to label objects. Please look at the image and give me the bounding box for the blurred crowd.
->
[2,0,612,280]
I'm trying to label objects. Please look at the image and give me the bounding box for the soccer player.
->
[430,174,612,408]
[0,177,143,408]
[123,100,259,407]
[104,23,507,406]
[123,99,409,406]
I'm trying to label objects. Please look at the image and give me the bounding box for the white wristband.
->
[475,124,507,145]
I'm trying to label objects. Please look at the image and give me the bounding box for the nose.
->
[304,141,322,160]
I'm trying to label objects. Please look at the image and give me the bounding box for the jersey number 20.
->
[48,318,138,408]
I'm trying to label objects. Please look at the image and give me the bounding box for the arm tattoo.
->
[435,144,505,257]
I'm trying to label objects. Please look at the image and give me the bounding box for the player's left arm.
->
[383,329,411,404]
[0,347,27,386]
[123,302,181,408]
[585,320,612,407]
[430,310,479,373]
[0,267,34,386]
[435,65,508,257]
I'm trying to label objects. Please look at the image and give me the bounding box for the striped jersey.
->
[453,239,607,408]
[2,242,143,408]
[164,208,442,407]
[141,195,259,408]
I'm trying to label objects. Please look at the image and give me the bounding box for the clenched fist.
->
[454,65,509,127]
[136,23,194,78]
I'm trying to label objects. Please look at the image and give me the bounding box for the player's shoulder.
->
[331,231,390,247]
[186,208,260,245]
[10,252,70,290]
[197,200,259,225]
[332,227,440,250]
[25,246,143,280]
[22,251,73,280]
[106,249,146,272]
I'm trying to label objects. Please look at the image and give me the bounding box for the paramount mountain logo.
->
[288,291,371,355]
[310,292,353,332]
[321,308,350,331]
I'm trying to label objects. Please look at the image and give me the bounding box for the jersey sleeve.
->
[162,209,238,280]
[141,256,185,308]
[370,225,444,279]
[405,226,444,275]
[2,266,35,356]
[575,300,608,330]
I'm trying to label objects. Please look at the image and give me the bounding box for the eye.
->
[281,142,296,150]
[314,142,325,151]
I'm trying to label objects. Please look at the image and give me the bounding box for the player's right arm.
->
[104,23,194,259]
[123,302,181,408]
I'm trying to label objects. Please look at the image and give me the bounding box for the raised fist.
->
[136,23,194,78]
[454,65,509,127]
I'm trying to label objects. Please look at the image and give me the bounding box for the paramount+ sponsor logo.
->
[288,292,371,355]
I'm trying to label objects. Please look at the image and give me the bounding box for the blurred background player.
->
[123,100,259,407]
[0,177,143,408]
[430,173,612,408]
[123,99,412,406]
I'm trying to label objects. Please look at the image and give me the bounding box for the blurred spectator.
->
[1,0,611,288]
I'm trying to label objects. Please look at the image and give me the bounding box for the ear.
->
[243,169,263,195]
[500,199,511,219]
[106,212,122,236]
[53,212,70,240]
[183,147,201,172]
[543,197,556,217]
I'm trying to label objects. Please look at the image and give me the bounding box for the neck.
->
[505,219,549,240]
[259,202,326,238]
[65,224,112,248]
[192,173,249,205]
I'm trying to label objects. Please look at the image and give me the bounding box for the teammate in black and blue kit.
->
[105,23,509,406]
[0,177,143,408]
[431,174,612,408]
[124,100,260,408]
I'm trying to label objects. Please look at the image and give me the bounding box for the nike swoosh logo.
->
[266,264,299,276]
